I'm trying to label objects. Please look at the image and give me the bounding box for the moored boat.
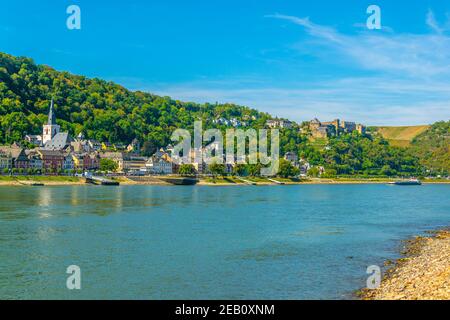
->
[158,177,198,185]
[389,179,422,186]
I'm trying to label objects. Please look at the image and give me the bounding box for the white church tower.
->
[42,99,60,145]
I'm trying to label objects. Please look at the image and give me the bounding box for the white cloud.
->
[128,76,450,126]
[269,13,450,77]
[426,9,443,34]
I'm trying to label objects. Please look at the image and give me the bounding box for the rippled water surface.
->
[0,184,449,299]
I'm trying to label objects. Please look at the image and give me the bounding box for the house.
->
[284,152,299,166]
[26,150,43,171]
[279,120,293,129]
[71,135,93,153]
[63,153,75,171]
[101,142,114,151]
[165,144,174,155]
[266,120,278,128]
[115,143,126,151]
[43,132,72,150]
[0,145,29,169]
[88,140,102,151]
[266,119,294,129]
[123,155,148,172]
[0,149,12,170]
[146,156,173,174]
[213,118,231,126]
[299,160,311,176]
[84,153,99,170]
[229,118,246,127]
[127,138,141,153]
[71,153,84,170]
[72,153,99,171]
[38,149,65,172]
[25,135,43,146]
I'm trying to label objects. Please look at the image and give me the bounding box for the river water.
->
[0,184,448,299]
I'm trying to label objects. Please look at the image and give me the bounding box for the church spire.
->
[48,98,56,125]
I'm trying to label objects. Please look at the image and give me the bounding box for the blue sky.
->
[1,0,450,125]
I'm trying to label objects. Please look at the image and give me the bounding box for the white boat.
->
[389,179,422,186]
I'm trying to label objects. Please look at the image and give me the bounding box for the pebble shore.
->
[362,230,450,300]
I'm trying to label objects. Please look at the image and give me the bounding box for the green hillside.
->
[0,52,269,149]
[374,125,430,147]
[410,121,450,175]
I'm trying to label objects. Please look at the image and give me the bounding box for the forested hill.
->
[0,52,270,147]
[410,121,450,174]
[0,51,448,176]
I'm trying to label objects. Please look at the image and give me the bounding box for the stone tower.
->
[42,99,60,145]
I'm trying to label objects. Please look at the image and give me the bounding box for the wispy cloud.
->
[268,13,450,77]
[124,76,450,126]
[426,9,444,34]
[119,11,450,126]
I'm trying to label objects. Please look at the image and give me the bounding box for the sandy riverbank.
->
[0,176,86,186]
[361,230,450,300]
[194,179,450,186]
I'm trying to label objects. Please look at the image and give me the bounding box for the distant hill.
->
[410,121,450,175]
[373,126,430,147]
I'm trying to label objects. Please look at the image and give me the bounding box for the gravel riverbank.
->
[362,230,450,300]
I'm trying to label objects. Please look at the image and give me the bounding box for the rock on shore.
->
[362,230,450,300]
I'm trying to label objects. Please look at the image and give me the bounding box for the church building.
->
[40,99,72,150]
[42,99,60,145]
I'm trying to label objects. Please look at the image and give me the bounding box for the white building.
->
[266,119,294,129]
[63,154,75,171]
[42,99,61,145]
[25,135,43,146]
[146,156,173,174]
[0,150,12,170]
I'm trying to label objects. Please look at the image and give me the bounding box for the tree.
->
[100,158,118,172]
[178,164,195,176]
[208,162,226,177]
[246,163,262,177]
[141,140,157,157]
[232,164,246,176]
[321,168,337,178]
[308,167,320,177]
[379,165,395,176]
[278,159,300,178]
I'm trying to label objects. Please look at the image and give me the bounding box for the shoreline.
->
[0,176,449,187]
[360,229,450,300]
